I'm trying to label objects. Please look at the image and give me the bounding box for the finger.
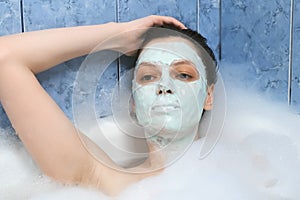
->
[150,15,187,29]
[162,16,187,29]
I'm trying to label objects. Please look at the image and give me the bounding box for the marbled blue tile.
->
[36,57,84,120]
[95,60,118,118]
[22,0,117,118]
[291,0,300,112]
[222,0,291,102]
[199,0,220,59]
[0,0,22,36]
[23,0,116,30]
[118,0,197,30]
[0,102,11,130]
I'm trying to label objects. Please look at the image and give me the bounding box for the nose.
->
[156,68,175,95]
[156,85,174,95]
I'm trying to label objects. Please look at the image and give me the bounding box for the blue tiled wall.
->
[0,0,299,129]
[199,0,220,59]
[0,0,21,35]
[22,0,117,119]
[292,0,300,111]
[222,0,291,101]
[23,0,116,30]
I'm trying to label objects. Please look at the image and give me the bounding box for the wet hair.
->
[137,25,218,86]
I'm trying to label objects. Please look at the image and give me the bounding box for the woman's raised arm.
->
[0,15,185,195]
[0,15,185,74]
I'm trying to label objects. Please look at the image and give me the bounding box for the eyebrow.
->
[171,60,200,76]
[171,60,197,67]
[138,62,159,68]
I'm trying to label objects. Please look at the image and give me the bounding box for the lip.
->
[151,104,180,112]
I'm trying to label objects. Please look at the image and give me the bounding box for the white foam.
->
[1,62,300,200]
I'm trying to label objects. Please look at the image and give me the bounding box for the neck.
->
[144,124,199,151]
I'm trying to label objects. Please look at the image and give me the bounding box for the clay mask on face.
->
[132,41,207,141]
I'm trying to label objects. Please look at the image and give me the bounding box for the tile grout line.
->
[115,0,120,23]
[20,0,25,32]
[196,0,200,33]
[116,0,121,84]
[219,0,222,61]
[288,0,295,105]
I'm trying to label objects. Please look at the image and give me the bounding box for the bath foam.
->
[0,129,60,200]
[1,63,300,199]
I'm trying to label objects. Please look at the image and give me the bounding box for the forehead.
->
[136,37,206,77]
[139,37,199,59]
[142,36,197,49]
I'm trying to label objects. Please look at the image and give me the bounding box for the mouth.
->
[151,104,180,112]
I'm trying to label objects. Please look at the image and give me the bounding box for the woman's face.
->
[132,37,208,138]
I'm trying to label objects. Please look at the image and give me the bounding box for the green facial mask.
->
[132,41,208,143]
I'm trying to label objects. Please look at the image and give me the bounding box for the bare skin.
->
[0,15,187,196]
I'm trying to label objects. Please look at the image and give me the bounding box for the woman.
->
[0,15,216,195]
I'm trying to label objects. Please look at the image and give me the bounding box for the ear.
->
[203,84,215,111]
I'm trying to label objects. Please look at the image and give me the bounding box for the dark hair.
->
[137,25,218,86]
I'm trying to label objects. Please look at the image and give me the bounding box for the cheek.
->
[133,84,157,108]
[174,80,207,107]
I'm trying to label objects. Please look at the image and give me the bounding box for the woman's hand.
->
[124,15,186,30]
[103,15,187,55]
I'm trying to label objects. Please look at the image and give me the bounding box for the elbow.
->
[0,46,23,86]
[0,41,29,75]
[0,41,14,68]
[0,46,10,66]
[0,34,24,68]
